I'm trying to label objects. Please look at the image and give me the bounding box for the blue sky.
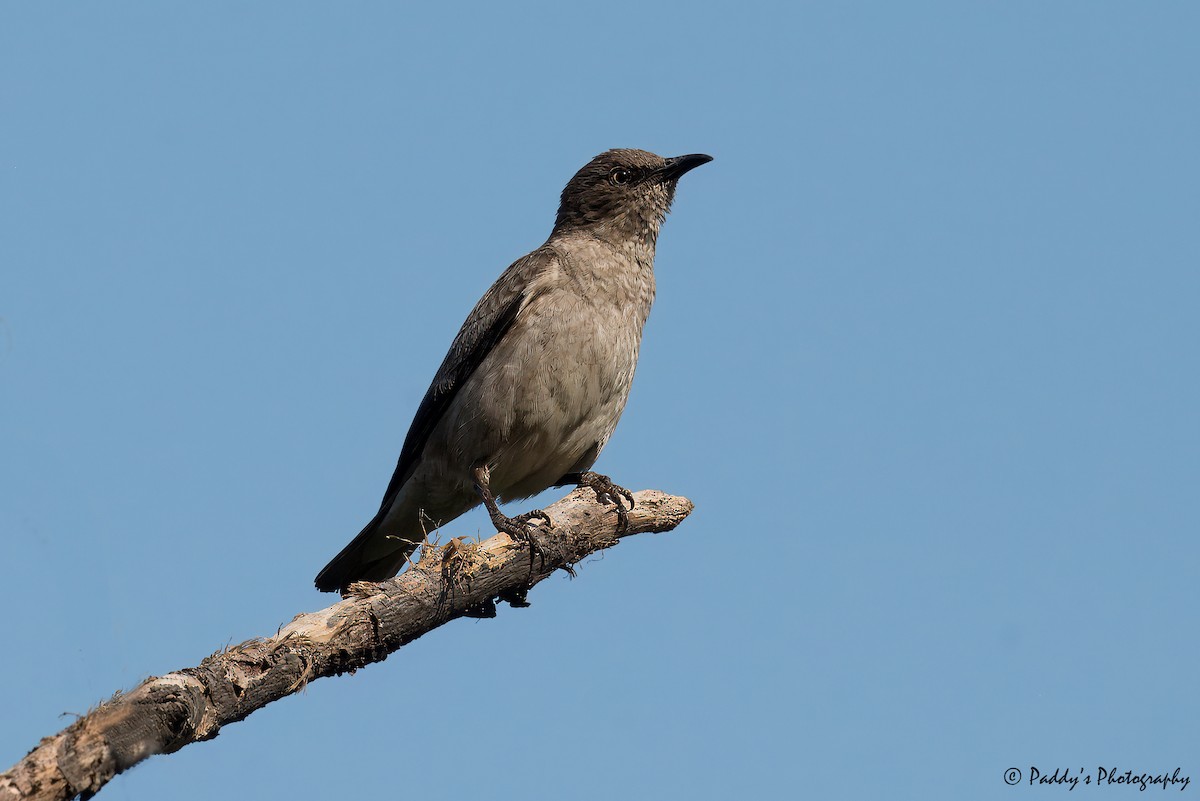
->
[2,3,1198,799]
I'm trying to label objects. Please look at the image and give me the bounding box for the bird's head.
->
[553,149,712,246]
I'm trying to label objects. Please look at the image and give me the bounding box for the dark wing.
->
[373,245,557,512]
[314,246,558,592]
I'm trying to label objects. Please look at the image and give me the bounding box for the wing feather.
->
[315,246,560,591]
[374,245,558,512]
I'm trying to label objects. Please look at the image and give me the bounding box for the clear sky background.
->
[2,3,1198,800]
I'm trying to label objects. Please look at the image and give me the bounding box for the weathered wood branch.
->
[1,488,693,801]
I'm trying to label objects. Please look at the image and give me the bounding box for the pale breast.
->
[397,236,655,513]
[472,238,654,497]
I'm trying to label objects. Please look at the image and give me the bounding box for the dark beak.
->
[659,153,714,181]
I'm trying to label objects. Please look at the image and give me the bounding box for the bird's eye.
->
[610,168,633,186]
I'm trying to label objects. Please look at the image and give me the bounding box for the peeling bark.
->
[0,489,692,801]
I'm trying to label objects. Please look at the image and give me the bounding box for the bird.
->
[314,148,712,593]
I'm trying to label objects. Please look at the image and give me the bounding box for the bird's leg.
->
[472,465,553,542]
[556,471,636,533]
[472,465,549,606]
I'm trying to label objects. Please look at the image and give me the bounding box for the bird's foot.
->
[473,465,554,542]
[488,507,553,541]
[571,471,635,533]
[483,507,549,603]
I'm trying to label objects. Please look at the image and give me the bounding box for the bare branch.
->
[0,489,693,801]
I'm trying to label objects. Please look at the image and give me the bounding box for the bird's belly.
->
[451,301,640,500]
[386,285,645,537]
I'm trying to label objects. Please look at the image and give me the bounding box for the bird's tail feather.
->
[314,511,421,593]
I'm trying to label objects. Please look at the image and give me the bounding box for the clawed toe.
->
[516,509,554,529]
[474,464,554,541]
[490,508,553,541]
[573,471,635,532]
[617,486,635,509]
[613,501,631,534]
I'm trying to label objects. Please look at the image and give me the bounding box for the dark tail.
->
[314,511,421,593]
